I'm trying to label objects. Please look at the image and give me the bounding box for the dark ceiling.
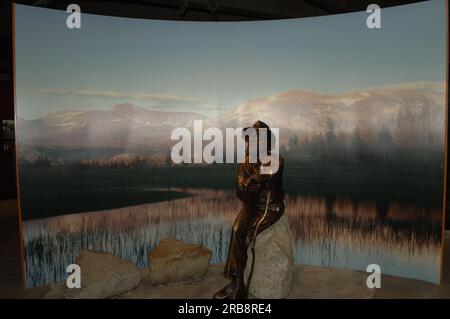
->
[8,0,428,20]
[0,0,429,86]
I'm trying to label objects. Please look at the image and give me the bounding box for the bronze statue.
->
[213,120,285,299]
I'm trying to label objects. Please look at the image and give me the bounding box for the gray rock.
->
[148,239,212,286]
[244,214,294,299]
[64,250,142,299]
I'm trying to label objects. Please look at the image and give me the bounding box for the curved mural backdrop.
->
[14,1,446,287]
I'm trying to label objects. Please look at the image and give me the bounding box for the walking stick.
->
[245,190,271,297]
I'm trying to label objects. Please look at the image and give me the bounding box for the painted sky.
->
[15,0,446,119]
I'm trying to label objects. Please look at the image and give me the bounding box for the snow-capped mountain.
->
[18,103,207,149]
[208,82,445,146]
[17,82,446,158]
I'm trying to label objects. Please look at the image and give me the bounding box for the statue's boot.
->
[213,281,247,299]
[213,282,236,299]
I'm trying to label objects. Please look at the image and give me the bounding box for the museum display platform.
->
[1,199,449,299]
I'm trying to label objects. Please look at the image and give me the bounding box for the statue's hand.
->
[243,175,261,190]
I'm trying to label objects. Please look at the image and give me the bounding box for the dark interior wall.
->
[0,0,15,200]
[447,41,450,231]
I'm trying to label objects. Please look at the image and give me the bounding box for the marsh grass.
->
[24,188,442,287]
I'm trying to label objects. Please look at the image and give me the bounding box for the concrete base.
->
[121,264,376,299]
[1,199,450,299]
[120,265,450,299]
[5,263,449,299]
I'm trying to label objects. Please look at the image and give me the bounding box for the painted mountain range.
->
[17,81,446,163]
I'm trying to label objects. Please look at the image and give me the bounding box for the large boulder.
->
[244,214,294,299]
[148,239,212,285]
[64,250,142,299]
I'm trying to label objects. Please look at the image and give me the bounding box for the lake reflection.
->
[23,188,442,287]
